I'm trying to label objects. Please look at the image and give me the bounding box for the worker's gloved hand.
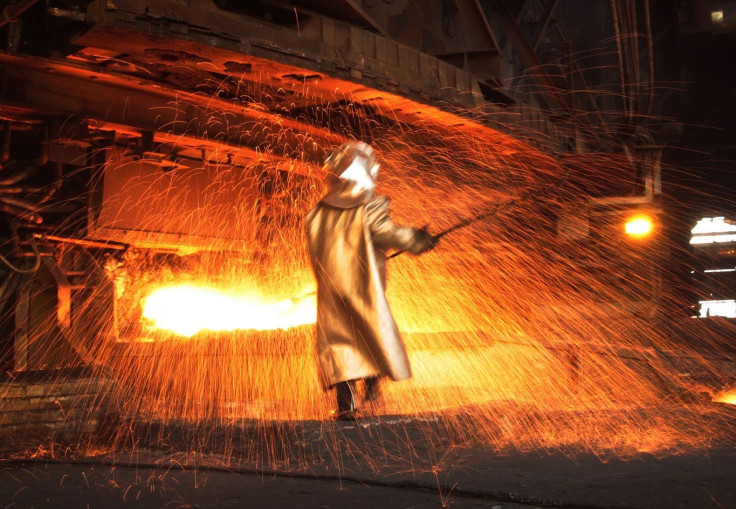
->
[413,226,439,254]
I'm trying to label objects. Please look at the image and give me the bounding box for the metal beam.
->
[304,0,388,36]
[486,0,568,112]
[531,0,560,52]
[77,1,491,121]
[0,53,340,168]
[14,277,31,371]
[454,0,502,51]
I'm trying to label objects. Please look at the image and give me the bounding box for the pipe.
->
[32,123,50,166]
[643,0,655,117]
[33,233,127,251]
[0,0,40,28]
[0,194,41,212]
[0,201,42,224]
[609,0,629,120]
[0,164,38,186]
[0,162,61,199]
[0,235,42,273]
[35,161,63,204]
[1,122,10,165]
[0,187,43,194]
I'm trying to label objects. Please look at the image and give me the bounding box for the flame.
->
[141,284,316,337]
[713,390,736,405]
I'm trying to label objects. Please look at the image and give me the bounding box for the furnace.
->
[1,0,732,460]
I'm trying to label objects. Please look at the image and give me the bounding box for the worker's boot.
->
[363,376,382,405]
[334,380,358,420]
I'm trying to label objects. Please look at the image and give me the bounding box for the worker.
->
[306,141,437,420]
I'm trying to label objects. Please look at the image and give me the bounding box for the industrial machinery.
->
[0,0,665,382]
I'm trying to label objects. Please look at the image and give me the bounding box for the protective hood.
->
[321,141,379,208]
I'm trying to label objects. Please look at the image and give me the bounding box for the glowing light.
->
[141,284,316,337]
[691,217,736,244]
[692,217,736,234]
[713,390,736,405]
[625,214,654,238]
[698,300,736,318]
[690,234,736,245]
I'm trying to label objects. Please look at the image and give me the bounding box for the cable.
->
[0,236,41,274]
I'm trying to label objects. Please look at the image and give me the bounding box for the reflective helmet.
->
[320,141,380,207]
[324,141,380,185]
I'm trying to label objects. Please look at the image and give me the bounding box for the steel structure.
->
[0,0,662,371]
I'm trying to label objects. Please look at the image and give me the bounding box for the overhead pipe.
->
[0,164,38,186]
[0,162,61,224]
[0,163,63,198]
[35,161,63,205]
[0,194,41,212]
[0,186,42,194]
[0,201,42,224]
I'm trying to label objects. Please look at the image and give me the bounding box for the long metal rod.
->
[0,0,40,28]
[387,197,514,259]
[33,233,127,250]
[388,157,576,259]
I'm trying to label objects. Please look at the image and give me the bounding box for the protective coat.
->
[306,194,429,389]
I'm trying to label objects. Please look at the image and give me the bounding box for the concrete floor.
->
[0,461,535,509]
[2,409,735,509]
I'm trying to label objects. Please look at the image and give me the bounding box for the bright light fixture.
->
[625,214,654,238]
[690,217,736,244]
[698,299,736,318]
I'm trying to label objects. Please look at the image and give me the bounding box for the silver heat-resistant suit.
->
[306,141,435,417]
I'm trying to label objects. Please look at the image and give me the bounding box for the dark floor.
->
[0,461,538,509]
[2,409,735,509]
